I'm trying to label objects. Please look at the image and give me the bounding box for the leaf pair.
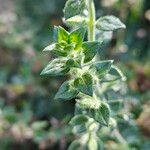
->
[73,99,111,126]
[77,98,110,126]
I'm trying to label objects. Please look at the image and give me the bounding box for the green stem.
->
[88,0,96,41]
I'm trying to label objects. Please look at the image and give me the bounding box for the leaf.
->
[66,58,81,68]
[95,29,113,42]
[63,0,87,19]
[43,43,56,52]
[73,124,87,134]
[74,73,93,96]
[43,42,73,57]
[66,15,88,26]
[82,41,101,63]
[102,65,126,82]
[96,16,126,31]
[70,27,86,50]
[40,58,69,76]
[53,26,59,42]
[55,81,78,100]
[90,60,113,78]
[74,103,83,115]
[69,115,89,126]
[68,140,81,150]
[95,102,111,126]
[109,66,126,81]
[58,26,69,42]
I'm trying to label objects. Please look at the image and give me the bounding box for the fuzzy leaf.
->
[74,73,93,96]
[53,26,59,42]
[70,27,86,50]
[95,29,113,42]
[102,65,126,82]
[95,102,111,126]
[66,58,81,68]
[55,81,78,100]
[58,26,69,42]
[64,0,87,19]
[43,43,56,52]
[96,16,126,31]
[82,41,101,63]
[68,140,81,150]
[40,58,69,76]
[90,60,113,78]
[69,115,89,126]
[109,66,126,81]
[66,15,88,26]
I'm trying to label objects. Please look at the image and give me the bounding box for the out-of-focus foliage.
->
[0,0,149,149]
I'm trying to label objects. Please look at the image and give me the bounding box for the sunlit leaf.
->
[64,0,87,19]
[70,27,86,50]
[40,58,69,76]
[66,15,88,26]
[58,26,70,42]
[96,16,126,31]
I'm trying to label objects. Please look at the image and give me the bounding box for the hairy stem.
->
[88,0,96,41]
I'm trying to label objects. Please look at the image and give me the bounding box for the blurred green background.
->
[0,0,150,149]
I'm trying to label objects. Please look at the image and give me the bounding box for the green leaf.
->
[82,41,101,63]
[40,58,69,76]
[55,81,78,100]
[74,73,93,96]
[95,29,113,42]
[96,16,126,31]
[109,65,126,81]
[102,65,126,82]
[90,60,113,78]
[43,43,56,52]
[68,140,81,150]
[58,26,69,42]
[43,42,74,57]
[63,0,87,19]
[70,27,86,50]
[69,115,89,126]
[95,102,111,126]
[66,15,88,26]
[53,26,59,42]
[73,124,87,134]
[66,58,81,68]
